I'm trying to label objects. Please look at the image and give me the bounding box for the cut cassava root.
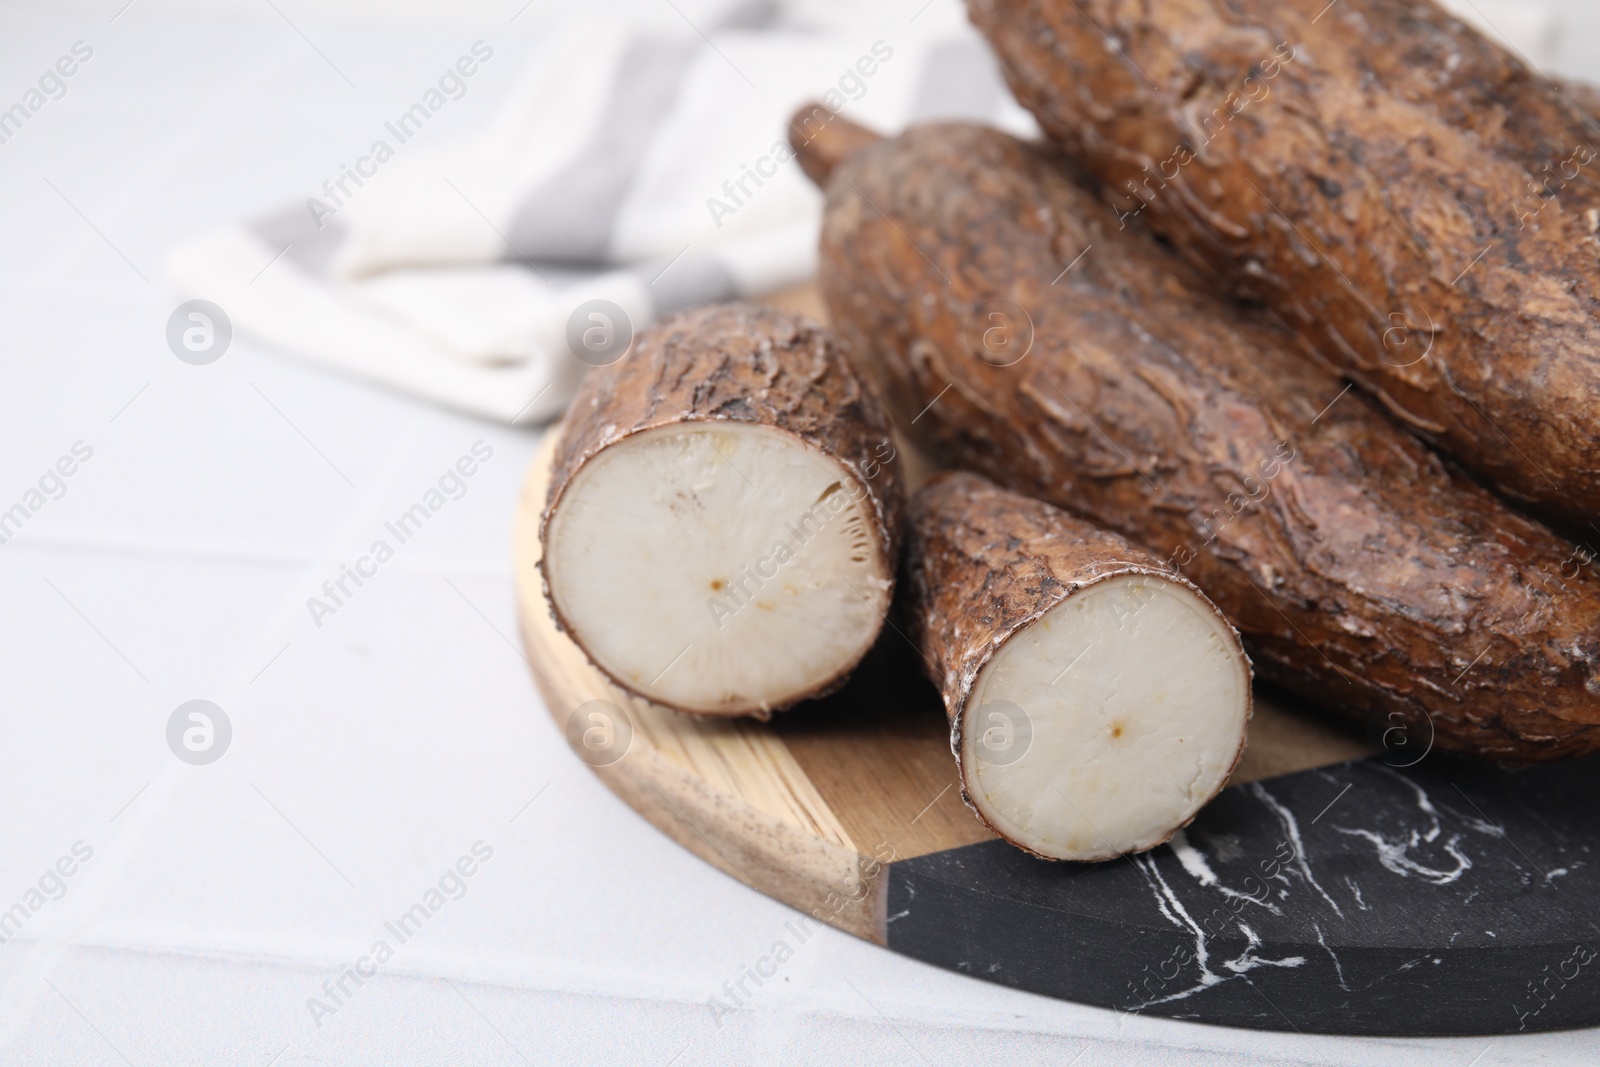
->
[969,0,1600,523]
[540,303,902,718]
[800,113,1600,761]
[908,473,1251,861]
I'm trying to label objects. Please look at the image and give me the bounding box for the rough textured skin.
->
[810,118,1600,761]
[906,471,1249,857]
[969,0,1600,523]
[540,302,904,714]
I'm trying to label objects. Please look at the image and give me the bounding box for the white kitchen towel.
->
[164,0,1038,425]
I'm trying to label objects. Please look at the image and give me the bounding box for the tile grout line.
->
[0,39,296,335]
[0,412,444,1049]
[0,33,325,1050]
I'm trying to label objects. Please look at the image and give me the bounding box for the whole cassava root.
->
[799,112,1600,761]
[907,472,1252,861]
[968,0,1600,524]
[540,302,903,718]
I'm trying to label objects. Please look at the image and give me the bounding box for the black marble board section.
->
[885,753,1600,1035]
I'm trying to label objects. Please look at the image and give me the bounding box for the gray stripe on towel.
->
[249,206,346,278]
[908,39,1004,121]
[507,38,699,266]
[643,252,738,316]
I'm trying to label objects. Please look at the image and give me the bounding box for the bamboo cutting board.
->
[512,290,1600,1037]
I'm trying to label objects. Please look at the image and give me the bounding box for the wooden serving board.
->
[514,374,1600,1038]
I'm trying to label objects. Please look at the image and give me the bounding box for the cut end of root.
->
[545,423,891,716]
[961,574,1250,861]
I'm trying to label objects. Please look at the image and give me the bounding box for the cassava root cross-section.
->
[969,0,1600,523]
[540,302,902,718]
[907,473,1251,861]
[799,113,1600,761]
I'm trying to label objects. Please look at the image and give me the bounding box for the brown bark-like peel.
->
[969,0,1600,524]
[540,302,904,717]
[907,472,1252,860]
[815,120,1600,761]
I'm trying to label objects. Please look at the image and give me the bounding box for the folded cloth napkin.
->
[165,0,1037,424]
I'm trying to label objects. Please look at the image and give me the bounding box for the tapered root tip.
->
[788,104,885,187]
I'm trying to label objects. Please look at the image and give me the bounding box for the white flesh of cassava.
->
[962,575,1249,860]
[545,423,890,715]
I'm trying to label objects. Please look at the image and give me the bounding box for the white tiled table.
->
[1,2,1596,1063]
